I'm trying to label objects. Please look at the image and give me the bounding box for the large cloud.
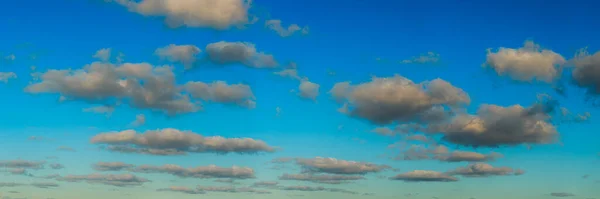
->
[279,173,364,184]
[571,49,600,95]
[389,170,458,182]
[485,40,566,82]
[330,75,470,125]
[427,102,559,147]
[294,157,389,175]
[131,164,255,179]
[446,163,523,177]
[155,44,201,69]
[205,41,278,68]
[57,173,150,187]
[184,81,256,109]
[90,128,275,155]
[25,62,199,115]
[112,0,251,29]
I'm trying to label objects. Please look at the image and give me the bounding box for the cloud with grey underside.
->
[56,173,150,187]
[90,128,276,155]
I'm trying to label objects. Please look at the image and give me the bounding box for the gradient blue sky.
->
[0,0,599,199]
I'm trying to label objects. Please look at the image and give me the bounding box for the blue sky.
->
[0,0,599,199]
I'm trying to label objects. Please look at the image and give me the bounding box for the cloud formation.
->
[298,80,320,100]
[279,173,364,184]
[112,0,252,29]
[131,164,255,179]
[205,41,278,68]
[91,128,275,155]
[0,160,45,169]
[295,157,389,175]
[157,186,205,194]
[446,163,524,177]
[485,40,566,82]
[265,19,309,37]
[330,75,470,125]
[389,170,458,182]
[0,72,17,83]
[93,48,111,62]
[93,162,135,171]
[155,44,201,69]
[571,49,600,95]
[184,81,256,109]
[57,173,150,187]
[400,52,440,64]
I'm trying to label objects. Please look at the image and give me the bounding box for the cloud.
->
[83,105,115,117]
[446,163,523,177]
[298,79,320,100]
[274,68,301,80]
[400,52,440,64]
[157,186,204,194]
[184,81,256,109]
[571,48,600,95]
[50,163,65,169]
[437,151,503,162]
[295,157,389,175]
[57,146,76,152]
[111,0,251,29]
[4,54,16,61]
[91,128,275,155]
[205,41,278,68]
[265,19,309,37]
[252,181,279,187]
[550,192,576,197]
[196,186,270,194]
[276,106,282,117]
[394,144,501,163]
[131,164,255,179]
[0,160,45,169]
[57,173,150,187]
[130,114,146,127]
[25,62,199,115]
[279,173,364,184]
[30,182,60,188]
[93,162,135,171]
[370,127,396,136]
[93,48,111,62]
[485,40,566,82]
[8,168,29,175]
[279,185,358,195]
[329,75,470,125]
[155,44,201,69]
[390,170,458,182]
[0,72,17,83]
[426,100,559,147]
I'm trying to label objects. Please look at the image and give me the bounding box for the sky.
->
[0,0,599,199]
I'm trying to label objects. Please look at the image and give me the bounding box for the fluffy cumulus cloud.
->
[279,173,364,184]
[298,79,320,100]
[0,72,17,83]
[389,170,458,182]
[25,61,199,115]
[131,164,255,179]
[91,128,275,155]
[446,163,523,177]
[205,41,278,68]
[112,0,252,29]
[294,157,389,175]
[571,48,600,95]
[184,81,256,109]
[330,75,470,125]
[57,173,150,187]
[426,101,559,147]
[155,44,201,69]
[265,19,309,37]
[485,40,566,82]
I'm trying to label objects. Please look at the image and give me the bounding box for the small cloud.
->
[0,72,17,83]
[57,146,76,152]
[93,48,111,62]
[83,105,115,117]
[129,114,146,127]
[550,192,575,197]
[400,52,440,64]
[298,79,320,101]
[265,19,309,37]
[389,170,458,182]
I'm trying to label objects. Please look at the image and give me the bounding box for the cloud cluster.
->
[155,44,201,69]
[0,72,17,83]
[184,81,256,109]
[112,0,252,29]
[571,49,600,95]
[390,170,458,182]
[57,173,150,187]
[131,164,255,179]
[396,144,503,163]
[485,40,566,82]
[295,157,389,175]
[205,41,278,68]
[330,75,470,125]
[446,163,524,177]
[265,19,309,37]
[91,128,275,155]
